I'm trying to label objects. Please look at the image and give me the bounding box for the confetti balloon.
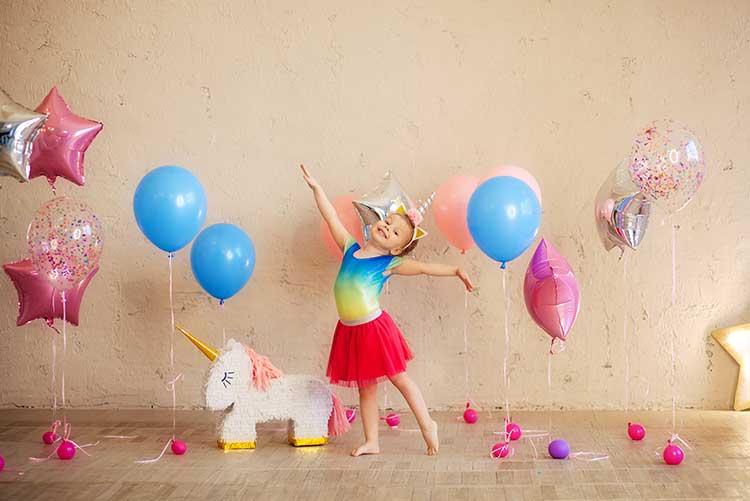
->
[27,197,103,291]
[628,120,705,213]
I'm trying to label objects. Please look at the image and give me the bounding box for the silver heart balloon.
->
[594,161,651,253]
[0,89,47,182]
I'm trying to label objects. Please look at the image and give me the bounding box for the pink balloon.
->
[3,259,98,327]
[482,165,542,207]
[30,87,103,188]
[320,194,364,259]
[433,175,479,253]
[523,239,580,343]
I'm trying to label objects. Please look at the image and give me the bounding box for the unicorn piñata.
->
[177,326,350,450]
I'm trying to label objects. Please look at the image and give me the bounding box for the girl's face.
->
[370,213,413,255]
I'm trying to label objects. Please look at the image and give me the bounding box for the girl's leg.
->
[351,383,380,456]
[389,372,439,455]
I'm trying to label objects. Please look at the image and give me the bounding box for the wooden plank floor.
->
[1,409,749,500]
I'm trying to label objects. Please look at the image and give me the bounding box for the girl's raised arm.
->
[385,259,473,292]
[300,164,349,251]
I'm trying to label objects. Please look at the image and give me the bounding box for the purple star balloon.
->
[3,259,98,327]
[29,87,103,188]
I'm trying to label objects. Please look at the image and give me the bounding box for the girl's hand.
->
[456,268,473,292]
[300,164,320,190]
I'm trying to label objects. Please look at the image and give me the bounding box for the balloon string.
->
[462,287,469,405]
[47,323,59,424]
[30,423,99,462]
[61,291,67,428]
[547,348,552,438]
[167,252,177,440]
[671,221,677,428]
[502,269,510,426]
[220,300,226,346]
[623,253,630,418]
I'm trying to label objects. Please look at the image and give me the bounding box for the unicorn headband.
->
[352,171,435,245]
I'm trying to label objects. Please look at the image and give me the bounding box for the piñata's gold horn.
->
[176,326,219,361]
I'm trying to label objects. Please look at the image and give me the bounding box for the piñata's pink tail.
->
[328,393,351,437]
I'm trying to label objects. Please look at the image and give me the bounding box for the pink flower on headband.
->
[405,208,424,226]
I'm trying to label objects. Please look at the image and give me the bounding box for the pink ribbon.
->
[135,373,183,464]
[570,451,609,462]
[30,423,99,462]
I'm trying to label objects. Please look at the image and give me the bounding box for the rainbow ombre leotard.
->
[334,236,404,325]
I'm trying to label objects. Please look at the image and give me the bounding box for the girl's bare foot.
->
[424,420,439,456]
[351,441,380,457]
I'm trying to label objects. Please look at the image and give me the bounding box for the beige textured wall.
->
[1,0,749,412]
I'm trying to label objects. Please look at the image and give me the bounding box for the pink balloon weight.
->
[27,197,103,291]
[385,413,400,427]
[3,259,98,327]
[57,440,76,460]
[506,422,522,441]
[171,440,187,455]
[320,194,364,259]
[482,165,542,207]
[663,441,684,465]
[523,239,580,343]
[0,455,4,472]
[628,422,646,441]
[346,408,356,423]
[463,406,478,424]
[42,431,58,445]
[30,87,103,188]
[433,175,480,253]
[491,442,510,458]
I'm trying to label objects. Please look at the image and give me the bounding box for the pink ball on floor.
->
[627,422,646,441]
[385,413,400,427]
[463,407,478,424]
[42,431,58,445]
[491,442,510,458]
[171,440,187,455]
[663,442,684,465]
[506,422,522,441]
[57,440,76,460]
[346,408,356,423]
[0,455,5,472]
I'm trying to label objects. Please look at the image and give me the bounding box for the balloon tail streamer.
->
[547,349,552,439]
[462,287,470,408]
[136,374,183,464]
[61,291,67,427]
[623,253,630,419]
[502,269,511,427]
[670,220,677,436]
[30,422,99,462]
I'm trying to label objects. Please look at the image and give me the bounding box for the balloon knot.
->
[219,299,225,306]
[500,262,507,269]
[168,252,174,259]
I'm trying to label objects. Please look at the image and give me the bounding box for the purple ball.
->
[548,439,569,459]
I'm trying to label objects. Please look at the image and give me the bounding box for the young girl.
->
[301,165,473,456]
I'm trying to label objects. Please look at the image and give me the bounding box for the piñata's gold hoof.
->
[218,440,256,450]
[288,435,328,447]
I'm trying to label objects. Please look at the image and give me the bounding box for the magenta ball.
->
[663,443,684,465]
[627,422,646,441]
[42,431,58,445]
[57,440,76,460]
[346,408,356,423]
[385,413,400,427]
[506,422,522,441]
[491,442,510,458]
[463,408,478,424]
[171,440,187,455]
[0,455,5,472]
[548,439,569,459]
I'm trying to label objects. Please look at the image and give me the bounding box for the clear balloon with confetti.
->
[27,197,103,291]
[628,120,705,213]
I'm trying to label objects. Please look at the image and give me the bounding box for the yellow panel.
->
[288,435,328,447]
[217,440,256,450]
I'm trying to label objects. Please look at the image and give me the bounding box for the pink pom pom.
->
[346,408,356,423]
[42,431,58,445]
[627,422,646,441]
[385,413,400,427]
[506,422,522,441]
[171,440,187,455]
[491,442,510,458]
[57,440,76,460]
[663,441,684,465]
[463,407,478,424]
[0,455,5,472]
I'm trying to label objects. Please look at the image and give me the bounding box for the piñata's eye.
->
[221,371,234,388]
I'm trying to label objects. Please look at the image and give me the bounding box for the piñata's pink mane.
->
[245,346,283,391]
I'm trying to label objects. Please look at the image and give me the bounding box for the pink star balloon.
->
[29,87,103,188]
[523,239,580,344]
[3,259,98,327]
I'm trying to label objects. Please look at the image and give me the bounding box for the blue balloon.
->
[191,223,256,301]
[133,166,207,253]
[467,176,541,267]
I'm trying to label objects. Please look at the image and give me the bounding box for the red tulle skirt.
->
[327,311,413,388]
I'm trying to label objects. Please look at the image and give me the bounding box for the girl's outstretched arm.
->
[385,260,473,292]
[300,164,349,250]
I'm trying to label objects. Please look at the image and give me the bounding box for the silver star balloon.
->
[353,171,434,242]
[594,160,651,254]
[1,89,47,182]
